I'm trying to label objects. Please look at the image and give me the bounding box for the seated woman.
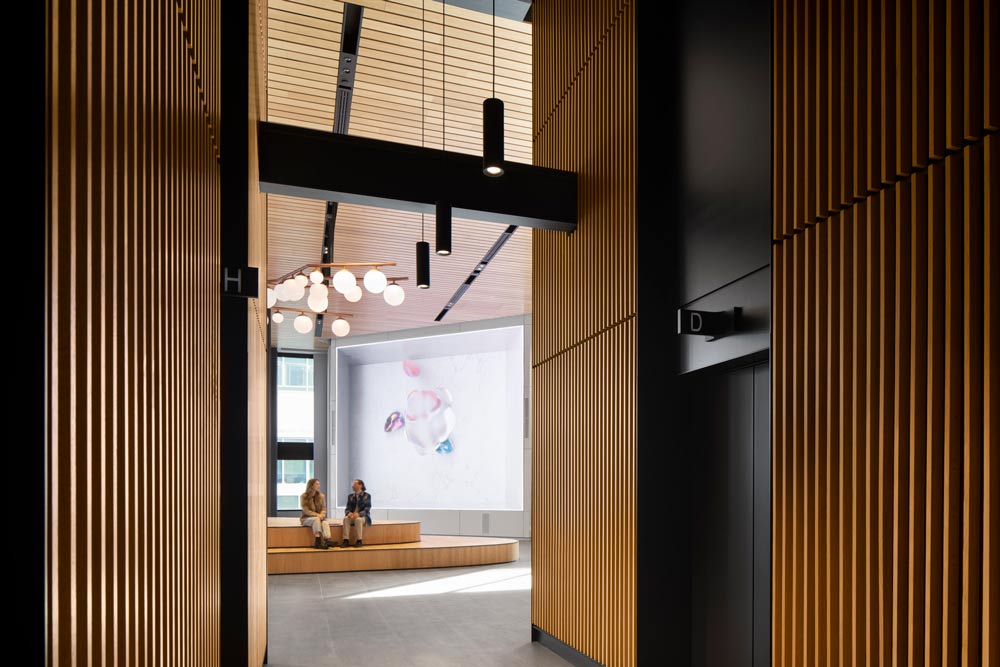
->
[340,479,372,547]
[300,478,331,549]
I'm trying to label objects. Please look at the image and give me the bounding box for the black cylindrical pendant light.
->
[482,0,504,177]
[435,201,452,255]
[482,98,505,177]
[416,240,430,288]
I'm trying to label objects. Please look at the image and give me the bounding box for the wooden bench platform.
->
[267,517,421,548]
[267,535,519,575]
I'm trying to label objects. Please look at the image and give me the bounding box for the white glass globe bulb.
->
[309,283,329,298]
[383,283,405,306]
[293,314,313,334]
[266,287,276,308]
[332,268,357,294]
[271,311,284,324]
[344,284,363,303]
[363,268,387,294]
[274,282,288,301]
[287,279,305,301]
[294,274,309,287]
[331,318,351,337]
[307,293,329,313]
[309,270,325,284]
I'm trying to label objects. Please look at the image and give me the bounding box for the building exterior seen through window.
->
[277,355,314,511]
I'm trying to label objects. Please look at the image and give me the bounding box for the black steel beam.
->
[257,122,577,232]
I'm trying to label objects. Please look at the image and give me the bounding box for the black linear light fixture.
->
[416,0,431,290]
[482,0,504,177]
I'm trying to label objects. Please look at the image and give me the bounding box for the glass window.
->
[277,356,314,442]
[276,459,314,512]
[276,355,316,511]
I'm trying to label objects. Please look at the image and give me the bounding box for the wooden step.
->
[267,535,519,574]
[267,517,420,548]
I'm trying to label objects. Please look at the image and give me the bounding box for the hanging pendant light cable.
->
[415,1,431,288]
[442,0,446,151]
[421,0,425,237]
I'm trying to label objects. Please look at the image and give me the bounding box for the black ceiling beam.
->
[257,122,577,233]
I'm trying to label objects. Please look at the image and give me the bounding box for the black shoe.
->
[314,536,323,549]
[342,540,350,548]
[354,540,363,548]
[320,538,329,549]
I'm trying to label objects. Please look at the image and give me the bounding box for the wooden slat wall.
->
[531,1,636,665]
[248,0,269,664]
[46,0,222,663]
[772,1,998,665]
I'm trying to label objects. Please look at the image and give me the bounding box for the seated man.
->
[340,478,372,547]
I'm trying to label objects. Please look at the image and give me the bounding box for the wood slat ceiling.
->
[265,0,533,348]
[271,202,532,348]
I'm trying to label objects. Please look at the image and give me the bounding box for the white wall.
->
[327,315,532,538]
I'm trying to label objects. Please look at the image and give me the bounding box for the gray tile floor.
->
[266,540,571,667]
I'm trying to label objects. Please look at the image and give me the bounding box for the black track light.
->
[435,202,452,255]
[483,98,505,177]
[416,240,430,288]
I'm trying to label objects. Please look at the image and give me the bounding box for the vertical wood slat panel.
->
[942,149,964,666]
[961,139,985,667]
[829,0,842,216]
[531,2,636,665]
[893,176,912,667]
[914,0,930,167]
[868,0,882,192]
[774,0,994,239]
[854,0,868,203]
[908,168,929,667]
[965,0,985,140]
[46,0,230,663]
[926,160,947,667]
[882,0,897,185]
[794,0,807,231]
[930,0,948,158]
[817,0,829,219]
[772,3,996,661]
[946,0,965,149]
[897,0,913,177]
[248,1,268,664]
[983,133,998,667]
[776,0,786,238]
[842,0,855,208]
[988,0,999,130]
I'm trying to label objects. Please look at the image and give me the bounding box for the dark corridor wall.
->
[687,361,771,667]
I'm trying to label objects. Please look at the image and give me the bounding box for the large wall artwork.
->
[335,326,524,511]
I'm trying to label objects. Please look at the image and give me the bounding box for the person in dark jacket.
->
[340,479,372,547]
